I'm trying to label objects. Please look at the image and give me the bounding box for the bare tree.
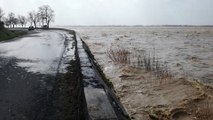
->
[4,18,10,28]
[13,18,19,27]
[0,7,5,21]
[8,12,16,28]
[18,15,27,27]
[28,11,40,28]
[38,5,54,27]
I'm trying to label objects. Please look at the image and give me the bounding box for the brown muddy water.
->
[64,26,213,87]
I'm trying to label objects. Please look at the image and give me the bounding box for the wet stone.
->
[77,41,83,48]
[77,41,83,45]
[79,57,92,67]
[83,78,103,88]
[78,48,86,53]
[66,37,73,41]
[77,44,83,48]
[76,35,118,119]
[65,34,74,40]
[81,67,96,78]
[78,51,88,58]
[84,87,117,119]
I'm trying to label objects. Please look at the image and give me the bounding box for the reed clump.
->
[106,48,130,64]
[106,47,172,80]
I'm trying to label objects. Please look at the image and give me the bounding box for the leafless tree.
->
[13,18,19,27]
[0,7,5,21]
[28,11,40,28]
[38,5,54,27]
[4,18,10,28]
[8,12,17,28]
[18,15,27,27]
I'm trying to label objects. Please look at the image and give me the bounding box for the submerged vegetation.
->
[106,47,172,80]
[195,98,213,120]
[106,48,130,64]
[106,47,213,120]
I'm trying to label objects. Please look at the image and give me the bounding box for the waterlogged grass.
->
[106,48,130,64]
[196,99,213,120]
[0,29,27,42]
[106,47,172,80]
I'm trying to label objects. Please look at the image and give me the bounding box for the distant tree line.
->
[0,8,4,29]
[0,5,54,28]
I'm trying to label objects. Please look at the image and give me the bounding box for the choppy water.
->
[64,26,213,86]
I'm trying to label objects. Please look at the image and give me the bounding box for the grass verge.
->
[0,29,27,42]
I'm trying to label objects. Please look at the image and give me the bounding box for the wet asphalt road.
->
[0,30,68,120]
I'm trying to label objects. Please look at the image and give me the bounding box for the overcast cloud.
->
[0,0,213,25]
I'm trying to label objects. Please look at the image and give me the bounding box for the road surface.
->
[0,30,72,120]
[0,29,129,120]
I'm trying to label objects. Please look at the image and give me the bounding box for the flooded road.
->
[0,30,69,120]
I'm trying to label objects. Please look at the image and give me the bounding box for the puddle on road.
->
[58,33,76,73]
[0,30,72,74]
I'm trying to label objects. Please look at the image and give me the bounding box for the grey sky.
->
[0,0,213,25]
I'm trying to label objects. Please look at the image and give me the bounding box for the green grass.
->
[0,29,27,42]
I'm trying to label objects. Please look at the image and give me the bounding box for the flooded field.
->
[69,26,213,86]
[64,26,213,120]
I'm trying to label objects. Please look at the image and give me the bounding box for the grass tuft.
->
[106,47,172,81]
[106,48,130,64]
